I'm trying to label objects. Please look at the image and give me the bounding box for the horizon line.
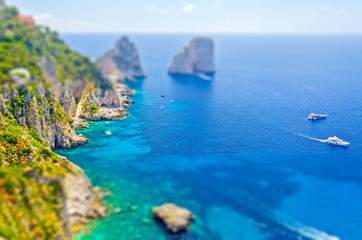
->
[59,32,362,35]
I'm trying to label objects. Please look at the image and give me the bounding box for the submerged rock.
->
[168,37,215,75]
[97,36,145,82]
[152,203,194,233]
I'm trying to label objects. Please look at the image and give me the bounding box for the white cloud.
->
[144,5,156,11]
[224,18,231,24]
[339,8,348,14]
[309,11,317,20]
[183,4,195,13]
[34,13,53,20]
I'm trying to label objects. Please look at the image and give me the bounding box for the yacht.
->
[105,130,112,135]
[326,136,350,147]
[308,113,327,120]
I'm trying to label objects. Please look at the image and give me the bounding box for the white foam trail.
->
[294,133,327,143]
[197,74,212,81]
[224,186,340,240]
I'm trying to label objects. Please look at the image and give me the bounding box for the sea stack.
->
[97,36,145,82]
[168,37,215,75]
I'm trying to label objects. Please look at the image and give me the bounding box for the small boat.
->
[170,100,175,102]
[106,121,110,124]
[326,136,350,147]
[308,113,327,120]
[161,95,165,97]
[160,106,165,109]
[105,130,112,135]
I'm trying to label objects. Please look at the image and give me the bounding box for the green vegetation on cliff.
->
[0,4,107,240]
[0,5,106,87]
[0,111,76,240]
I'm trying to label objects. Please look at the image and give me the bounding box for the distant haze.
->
[6,0,362,34]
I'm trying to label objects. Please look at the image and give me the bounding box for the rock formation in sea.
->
[152,203,194,233]
[97,36,145,82]
[168,37,215,75]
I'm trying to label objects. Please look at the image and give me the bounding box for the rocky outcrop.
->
[97,36,145,82]
[72,117,89,129]
[168,37,215,75]
[22,165,107,236]
[152,203,194,233]
[64,170,107,228]
[75,84,134,121]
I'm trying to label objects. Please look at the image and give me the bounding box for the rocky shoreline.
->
[0,3,142,237]
[0,3,199,237]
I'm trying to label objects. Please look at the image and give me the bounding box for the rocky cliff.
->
[0,4,127,239]
[0,94,107,239]
[2,86,88,149]
[168,37,215,75]
[97,36,145,82]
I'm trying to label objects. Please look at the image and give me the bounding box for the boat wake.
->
[197,74,212,81]
[294,133,327,143]
[224,186,340,240]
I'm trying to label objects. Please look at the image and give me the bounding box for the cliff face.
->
[97,36,145,82]
[168,37,215,75]
[0,5,118,239]
[0,95,107,239]
[2,87,88,149]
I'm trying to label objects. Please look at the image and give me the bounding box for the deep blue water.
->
[57,34,362,240]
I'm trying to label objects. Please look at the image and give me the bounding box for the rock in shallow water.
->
[152,203,194,233]
[168,37,215,75]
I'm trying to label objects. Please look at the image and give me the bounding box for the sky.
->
[5,0,362,33]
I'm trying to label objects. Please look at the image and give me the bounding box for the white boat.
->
[308,113,327,120]
[325,136,350,147]
[105,130,112,135]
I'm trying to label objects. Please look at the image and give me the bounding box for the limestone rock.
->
[64,171,107,228]
[168,37,215,75]
[72,117,89,129]
[152,203,194,233]
[97,36,145,82]
[76,86,133,121]
[0,95,8,116]
[2,87,88,149]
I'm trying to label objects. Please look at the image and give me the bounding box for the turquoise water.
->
[57,34,362,240]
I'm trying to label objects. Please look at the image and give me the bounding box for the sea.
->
[56,34,362,240]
